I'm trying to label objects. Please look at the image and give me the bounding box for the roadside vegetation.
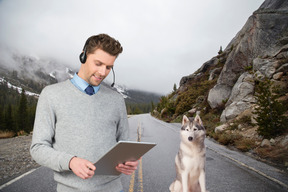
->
[151,67,288,169]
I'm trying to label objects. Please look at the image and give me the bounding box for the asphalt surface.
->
[1,114,288,192]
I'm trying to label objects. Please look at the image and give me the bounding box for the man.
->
[30,34,138,192]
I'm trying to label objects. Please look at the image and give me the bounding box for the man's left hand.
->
[116,160,139,175]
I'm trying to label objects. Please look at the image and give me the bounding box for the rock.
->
[273,72,284,80]
[254,71,265,80]
[225,72,255,107]
[253,58,277,79]
[270,138,276,146]
[179,74,197,93]
[179,74,196,87]
[152,109,159,117]
[220,72,256,122]
[199,57,219,73]
[188,108,197,115]
[238,108,258,125]
[215,124,229,133]
[160,108,168,118]
[208,84,231,109]
[280,135,288,147]
[208,0,288,109]
[221,101,251,122]
[276,63,288,73]
[209,67,222,81]
[212,0,288,103]
[261,139,271,147]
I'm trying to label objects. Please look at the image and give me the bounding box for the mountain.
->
[0,50,74,93]
[153,0,288,168]
[0,50,160,106]
[156,0,288,123]
[207,0,288,123]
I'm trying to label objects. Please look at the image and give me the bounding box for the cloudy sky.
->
[0,0,264,95]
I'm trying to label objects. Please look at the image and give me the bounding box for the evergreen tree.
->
[0,109,4,131]
[5,104,14,132]
[17,89,29,133]
[218,46,223,55]
[151,101,155,112]
[253,78,288,138]
[28,105,36,130]
[173,83,177,92]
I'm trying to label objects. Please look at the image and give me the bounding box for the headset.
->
[79,39,115,87]
[79,46,87,64]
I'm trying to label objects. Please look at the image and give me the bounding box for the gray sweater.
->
[30,80,129,192]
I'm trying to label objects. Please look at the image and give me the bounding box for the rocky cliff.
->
[180,0,288,122]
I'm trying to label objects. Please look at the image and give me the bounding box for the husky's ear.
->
[194,114,203,126]
[182,115,189,126]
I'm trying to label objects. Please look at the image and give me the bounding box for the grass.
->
[0,131,15,139]
[217,132,242,146]
[255,145,288,167]
[235,138,257,152]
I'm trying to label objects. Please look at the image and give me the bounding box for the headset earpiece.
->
[79,46,87,64]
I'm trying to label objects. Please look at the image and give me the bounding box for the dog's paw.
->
[169,180,181,192]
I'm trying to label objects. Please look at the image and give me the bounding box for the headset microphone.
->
[111,67,115,87]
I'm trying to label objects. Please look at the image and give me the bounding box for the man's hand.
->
[116,160,139,175]
[69,157,96,179]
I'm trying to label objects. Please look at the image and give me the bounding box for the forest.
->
[0,81,156,138]
[0,82,37,137]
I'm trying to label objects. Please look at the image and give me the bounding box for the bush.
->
[253,78,288,139]
[235,138,257,152]
[217,132,242,146]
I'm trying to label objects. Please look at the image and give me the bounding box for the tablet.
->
[94,141,156,175]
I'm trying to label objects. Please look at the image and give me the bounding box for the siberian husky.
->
[169,115,206,192]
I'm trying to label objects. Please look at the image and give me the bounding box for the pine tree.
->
[17,89,29,134]
[5,104,14,132]
[253,78,288,139]
[0,109,4,131]
[173,83,177,92]
[151,101,155,112]
[218,46,223,55]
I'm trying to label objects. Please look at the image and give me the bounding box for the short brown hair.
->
[84,34,123,57]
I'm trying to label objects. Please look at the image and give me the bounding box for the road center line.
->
[138,158,143,192]
[128,171,136,192]
[128,121,144,192]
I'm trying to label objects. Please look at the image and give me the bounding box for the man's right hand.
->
[69,157,96,179]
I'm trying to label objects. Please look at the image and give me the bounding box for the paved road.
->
[1,114,288,192]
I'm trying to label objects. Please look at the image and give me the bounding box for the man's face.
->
[78,49,116,86]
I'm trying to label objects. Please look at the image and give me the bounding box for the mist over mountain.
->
[0,47,161,105]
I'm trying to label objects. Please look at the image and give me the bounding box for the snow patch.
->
[0,77,39,97]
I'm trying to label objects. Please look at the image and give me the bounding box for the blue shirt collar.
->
[71,73,100,94]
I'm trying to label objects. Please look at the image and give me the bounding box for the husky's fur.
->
[169,115,206,192]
